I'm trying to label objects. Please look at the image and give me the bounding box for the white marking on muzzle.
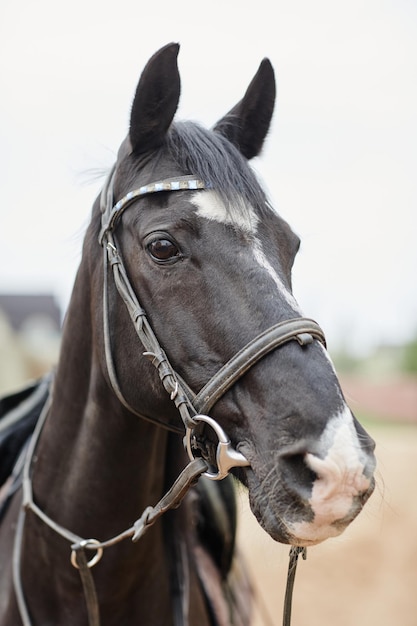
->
[289,405,372,545]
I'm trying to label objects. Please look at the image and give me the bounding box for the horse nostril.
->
[280,449,318,500]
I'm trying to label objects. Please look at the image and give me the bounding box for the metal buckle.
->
[185,414,250,480]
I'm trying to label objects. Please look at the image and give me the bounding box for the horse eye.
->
[147,238,180,262]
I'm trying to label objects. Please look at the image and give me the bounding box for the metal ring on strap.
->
[71,539,104,570]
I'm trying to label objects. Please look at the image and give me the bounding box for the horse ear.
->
[129,43,181,154]
[214,58,276,159]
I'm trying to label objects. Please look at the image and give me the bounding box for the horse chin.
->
[245,467,374,547]
[244,467,304,545]
[247,484,342,547]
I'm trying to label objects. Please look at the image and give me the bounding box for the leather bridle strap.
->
[283,547,307,626]
[99,172,206,245]
[102,241,192,435]
[100,171,206,435]
[193,318,326,415]
[103,234,198,433]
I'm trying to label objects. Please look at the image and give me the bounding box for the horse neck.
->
[32,257,172,556]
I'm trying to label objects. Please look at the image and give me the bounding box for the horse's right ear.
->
[129,43,181,154]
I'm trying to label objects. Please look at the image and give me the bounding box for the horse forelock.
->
[109,120,276,235]
[164,121,269,219]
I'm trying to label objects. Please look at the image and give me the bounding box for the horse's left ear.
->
[129,43,181,154]
[214,58,275,160]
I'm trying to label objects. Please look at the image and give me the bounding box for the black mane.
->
[165,121,268,214]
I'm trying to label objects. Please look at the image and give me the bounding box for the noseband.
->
[99,168,326,478]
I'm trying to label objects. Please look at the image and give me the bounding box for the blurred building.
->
[0,294,61,395]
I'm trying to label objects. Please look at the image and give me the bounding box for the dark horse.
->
[0,44,376,625]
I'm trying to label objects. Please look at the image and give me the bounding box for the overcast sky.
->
[0,0,416,355]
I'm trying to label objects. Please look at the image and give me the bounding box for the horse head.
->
[90,43,375,547]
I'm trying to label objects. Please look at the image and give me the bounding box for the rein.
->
[14,390,209,626]
[13,169,325,626]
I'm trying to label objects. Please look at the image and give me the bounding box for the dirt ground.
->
[237,423,417,626]
[341,375,417,424]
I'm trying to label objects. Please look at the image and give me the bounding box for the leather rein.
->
[13,168,326,626]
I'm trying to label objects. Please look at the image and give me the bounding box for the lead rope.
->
[282,546,307,626]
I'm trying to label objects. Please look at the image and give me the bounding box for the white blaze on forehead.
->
[190,190,300,310]
[190,189,259,233]
[289,405,373,546]
[252,240,300,310]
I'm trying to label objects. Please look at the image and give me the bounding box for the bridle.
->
[98,168,326,476]
[13,167,326,626]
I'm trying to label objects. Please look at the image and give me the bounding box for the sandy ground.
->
[237,423,417,626]
[341,375,417,424]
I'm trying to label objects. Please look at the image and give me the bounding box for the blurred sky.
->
[0,0,416,355]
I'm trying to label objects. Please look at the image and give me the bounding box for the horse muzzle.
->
[241,405,376,546]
